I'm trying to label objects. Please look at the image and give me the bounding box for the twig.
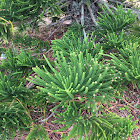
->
[26,82,34,89]
[87,4,98,26]
[46,26,61,41]
[26,73,36,89]
[40,109,57,122]
[123,99,140,112]
[44,16,71,42]
[43,48,52,56]
[23,45,38,51]
[81,2,86,41]
[45,122,59,128]
[16,98,34,125]
[134,94,140,108]
[39,47,53,59]
[45,127,68,134]
[91,0,98,4]
[31,20,36,33]
[46,15,72,27]
[107,104,124,110]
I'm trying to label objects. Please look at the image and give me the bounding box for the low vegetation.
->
[0,0,140,139]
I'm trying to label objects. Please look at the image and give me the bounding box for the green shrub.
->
[28,51,137,139]
[0,1,139,139]
[0,101,31,139]
[0,72,32,104]
[105,42,140,88]
[94,4,137,51]
[28,51,116,104]
[96,4,136,34]
[26,124,49,140]
[0,0,64,41]
[0,17,13,42]
[0,49,50,74]
[0,0,63,21]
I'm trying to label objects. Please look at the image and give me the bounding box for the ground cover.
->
[0,0,140,140]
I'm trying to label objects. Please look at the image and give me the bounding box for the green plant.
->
[0,49,50,74]
[54,107,137,140]
[0,0,63,22]
[12,34,50,50]
[130,20,140,36]
[26,124,49,140]
[28,51,137,139]
[100,32,140,51]
[0,101,31,140]
[0,49,19,72]
[129,20,140,44]
[0,1,139,139]
[94,4,137,51]
[96,4,136,35]
[0,17,14,42]
[0,0,64,35]
[16,50,45,67]
[52,23,101,58]
[28,51,116,104]
[105,42,140,88]
[0,72,32,104]
[101,30,126,50]
[52,33,100,57]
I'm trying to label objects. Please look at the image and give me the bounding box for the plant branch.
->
[40,109,57,122]
[87,4,98,26]
[81,2,86,41]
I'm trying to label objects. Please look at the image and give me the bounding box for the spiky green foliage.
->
[16,50,45,67]
[28,51,118,105]
[52,33,99,57]
[28,51,137,139]
[94,4,137,51]
[52,23,101,58]
[0,17,13,42]
[52,23,84,56]
[99,30,139,50]
[65,23,84,39]
[26,125,49,140]
[131,21,140,38]
[0,72,32,104]
[96,4,136,34]
[0,0,64,40]
[13,34,50,49]
[89,113,137,140]
[54,105,137,140]
[101,30,125,50]
[0,0,63,22]
[0,49,17,72]
[0,49,49,73]
[0,1,139,139]
[105,42,140,88]
[129,20,140,44]
[0,101,31,140]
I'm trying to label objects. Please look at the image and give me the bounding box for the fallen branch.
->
[87,4,98,26]
[81,2,86,41]
[39,109,57,122]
